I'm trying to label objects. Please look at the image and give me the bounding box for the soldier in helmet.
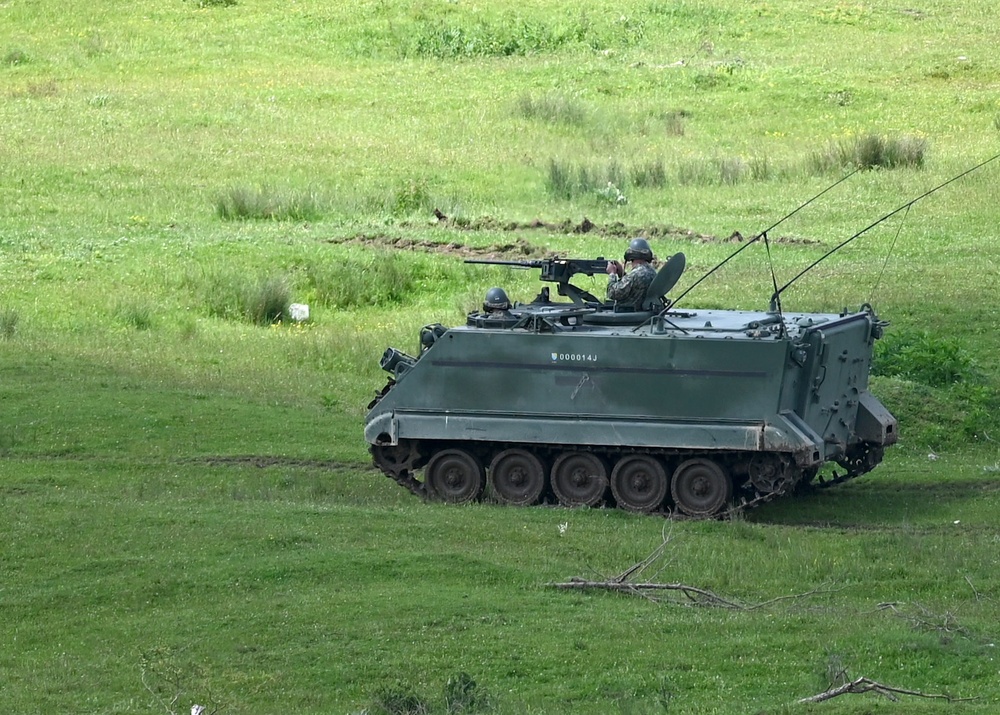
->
[482,286,512,318]
[606,237,656,308]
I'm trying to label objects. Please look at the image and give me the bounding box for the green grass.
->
[3,0,1000,712]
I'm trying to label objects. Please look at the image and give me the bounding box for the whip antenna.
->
[869,204,911,306]
[773,152,1000,302]
[670,167,860,309]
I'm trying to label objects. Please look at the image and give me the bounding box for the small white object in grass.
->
[290,303,310,322]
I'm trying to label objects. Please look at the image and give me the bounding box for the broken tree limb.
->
[797,676,973,704]
[547,577,745,608]
[875,601,979,641]
[548,525,840,608]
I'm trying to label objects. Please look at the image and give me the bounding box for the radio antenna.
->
[773,152,1000,302]
[670,167,861,309]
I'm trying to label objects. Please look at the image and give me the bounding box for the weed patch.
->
[407,16,571,59]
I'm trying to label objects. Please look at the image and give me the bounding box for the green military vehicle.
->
[364,249,897,517]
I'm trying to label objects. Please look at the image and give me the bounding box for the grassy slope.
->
[3,1,1000,713]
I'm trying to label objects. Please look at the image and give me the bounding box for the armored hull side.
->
[365,304,896,517]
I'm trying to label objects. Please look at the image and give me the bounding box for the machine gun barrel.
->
[465,256,609,304]
[464,259,544,269]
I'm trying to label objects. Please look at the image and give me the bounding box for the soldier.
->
[606,237,656,307]
[482,286,512,318]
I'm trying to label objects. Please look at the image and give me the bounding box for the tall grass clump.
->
[215,185,323,221]
[546,157,669,199]
[516,92,587,126]
[4,48,29,66]
[202,271,292,325]
[630,158,668,188]
[659,109,689,136]
[0,306,19,339]
[385,179,434,217]
[545,158,625,201]
[365,673,492,715]
[808,133,927,172]
[302,252,417,309]
[112,300,156,331]
[674,155,774,185]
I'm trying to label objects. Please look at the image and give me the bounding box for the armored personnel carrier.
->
[364,248,897,517]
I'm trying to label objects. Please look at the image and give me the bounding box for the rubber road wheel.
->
[670,458,732,517]
[425,448,485,504]
[551,452,608,507]
[489,449,546,506]
[611,455,668,513]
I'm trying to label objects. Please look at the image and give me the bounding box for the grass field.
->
[3,1,1000,713]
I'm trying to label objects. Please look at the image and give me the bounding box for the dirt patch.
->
[329,215,817,261]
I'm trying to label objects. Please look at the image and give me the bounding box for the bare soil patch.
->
[330,214,817,260]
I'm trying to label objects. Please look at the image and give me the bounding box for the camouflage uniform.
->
[607,263,656,307]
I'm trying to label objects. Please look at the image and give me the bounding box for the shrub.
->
[595,181,628,205]
[363,673,492,715]
[872,329,976,387]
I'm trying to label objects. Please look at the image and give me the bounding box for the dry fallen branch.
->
[876,601,978,641]
[965,575,983,601]
[798,676,973,704]
[548,577,746,608]
[548,526,840,608]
